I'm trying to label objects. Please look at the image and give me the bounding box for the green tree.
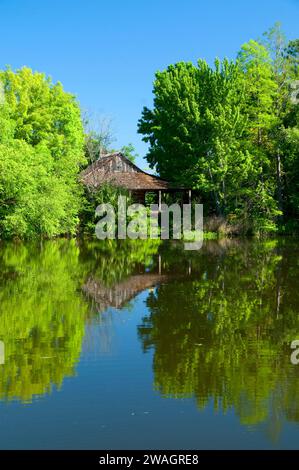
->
[0,67,85,238]
[138,60,246,212]
[138,26,299,233]
[286,39,299,78]
[236,39,281,231]
[138,57,280,231]
[120,143,138,163]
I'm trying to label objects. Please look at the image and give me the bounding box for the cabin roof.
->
[80,152,182,191]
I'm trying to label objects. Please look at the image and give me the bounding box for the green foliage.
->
[138,25,299,234]
[0,67,85,239]
[80,183,133,235]
[0,25,298,239]
[120,143,139,163]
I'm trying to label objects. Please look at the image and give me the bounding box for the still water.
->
[0,238,299,449]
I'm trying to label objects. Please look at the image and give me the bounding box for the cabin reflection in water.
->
[82,255,193,312]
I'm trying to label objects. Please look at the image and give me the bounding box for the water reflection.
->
[0,240,87,403]
[0,237,299,442]
[138,239,299,436]
[0,238,161,402]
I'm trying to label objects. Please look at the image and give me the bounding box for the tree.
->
[237,40,277,146]
[138,57,279,231]
[236,39,281,230]
[120,143,138,163]
[286,39,299,78]
[0,67,85,238]
[138,26,299,233]
[83,112,115,164]
[138,60,247,212]
[258,25,299,225]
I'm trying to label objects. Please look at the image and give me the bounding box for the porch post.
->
[188,189,192,204]
[158,190,162,211]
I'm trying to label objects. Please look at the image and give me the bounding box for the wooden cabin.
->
[80,152,191,206]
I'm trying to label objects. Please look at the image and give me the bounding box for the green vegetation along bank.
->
[0,23,298,239]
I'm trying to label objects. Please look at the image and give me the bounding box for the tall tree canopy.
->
[0,67,85,238]
[138,24,299,233]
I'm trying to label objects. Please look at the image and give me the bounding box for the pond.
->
[0,238,299,449]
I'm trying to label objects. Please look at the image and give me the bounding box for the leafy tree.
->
[237,40,277,145]
[83,114,115,164]
[120,143,138,163]
[0,67,85,238]
[138,60,247,213]
[138,25,299,234]
[236,39,281,230]
[286,39,299,78]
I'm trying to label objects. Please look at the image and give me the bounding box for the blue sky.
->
[0,0,298,168]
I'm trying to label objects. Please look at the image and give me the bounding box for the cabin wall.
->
[131,191,146,204]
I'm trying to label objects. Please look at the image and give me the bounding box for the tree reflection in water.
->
[0,240,87,402]
[1,236,299,439]
[0,238,161,402]
[138,239,299,436]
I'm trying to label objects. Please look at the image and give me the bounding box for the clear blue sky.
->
[0,0,298,168]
